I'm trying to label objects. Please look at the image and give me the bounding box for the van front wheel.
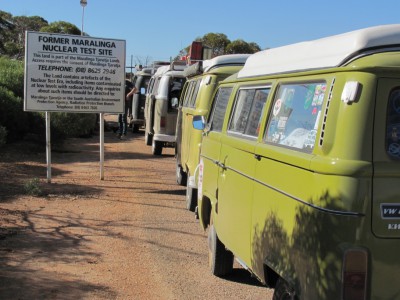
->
[186,175,197,212]
[208,217,233,277]
[145,130,153,146]
[273,278,297,300]
[152,140,162,155]
[176,163,187,186]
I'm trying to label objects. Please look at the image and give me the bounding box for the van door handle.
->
[254,154,261,161]
[217,162,226,170]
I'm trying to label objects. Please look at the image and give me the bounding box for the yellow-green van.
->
[144,62,186,155]
[194,25,400,299]
[175,54,250,211]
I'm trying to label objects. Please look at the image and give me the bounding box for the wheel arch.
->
[199,195,212,230]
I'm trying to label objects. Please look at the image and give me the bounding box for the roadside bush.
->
[0,125,7,147]
[0,86,29,142]
[24,177,42,196]
[50,112,97,138]
[0,56,24,98]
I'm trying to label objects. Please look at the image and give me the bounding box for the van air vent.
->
[319,78,335,147]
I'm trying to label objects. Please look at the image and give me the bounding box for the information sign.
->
[24,31,126,113]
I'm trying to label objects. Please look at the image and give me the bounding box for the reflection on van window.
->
[209,87,233,132]
[386,88,400,160]
[168,77,186,111]
[228,88,269,137]
[265,82,326,152]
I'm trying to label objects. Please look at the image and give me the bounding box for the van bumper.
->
[153,134,175,143]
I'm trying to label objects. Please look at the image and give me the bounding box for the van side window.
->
[386,88,400,160]
[169,77,186,111]
[209,87,233,132]
[265,82,326,152]
[190,79,201,108]
[228,87,269,137]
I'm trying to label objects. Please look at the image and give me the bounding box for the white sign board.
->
[24,31,126,113]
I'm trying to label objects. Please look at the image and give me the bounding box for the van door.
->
[372,78,400,238]
[217,87,269,266]
[182,79,201,170]
[199,87,233,214]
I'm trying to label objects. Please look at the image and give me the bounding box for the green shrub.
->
[0,86,29,141]
[0,56,24,98]
[50,112,97,138]
[0,125,7,147]
[24,177,42,196]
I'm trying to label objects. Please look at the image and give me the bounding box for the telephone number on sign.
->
[75,68,116,74]
[75,105,98,110]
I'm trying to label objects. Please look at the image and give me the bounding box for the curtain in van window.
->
[209,87,233,132]
[228,88,269,137]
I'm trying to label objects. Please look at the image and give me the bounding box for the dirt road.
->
[0,117,273,299]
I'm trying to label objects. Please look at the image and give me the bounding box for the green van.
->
[175,54,250,211]
[194,25,400,299]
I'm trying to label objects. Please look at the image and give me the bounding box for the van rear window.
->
[265,82,326,152]
[386,88,400,160]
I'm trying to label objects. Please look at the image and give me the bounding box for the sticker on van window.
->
[273,99,282,116]
[386,89,400,159]
[266,82,327,152]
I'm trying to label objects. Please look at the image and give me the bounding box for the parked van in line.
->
[193,24,400,299]
[129,67,153,132]
[175,54,250,211]
[144,61,187,155]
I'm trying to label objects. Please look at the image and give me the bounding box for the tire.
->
[208,216,233,276]
[152,140,162,155]
[273,278,297,300]
[145,130,153,146]
[176,163,187,186]
[186,175,197,212]
[132,124,140,133]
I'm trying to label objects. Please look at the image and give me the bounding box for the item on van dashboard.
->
[194,24,400,300]
[174,54,251,213]
[144,61,187,155]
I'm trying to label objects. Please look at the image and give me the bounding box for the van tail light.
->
[342,249,368,300]
[160,117,166,128]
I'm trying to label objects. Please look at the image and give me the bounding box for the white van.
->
[144,62,187,155]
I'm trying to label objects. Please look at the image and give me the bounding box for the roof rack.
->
[184,54,251,78]
[238,24,400,78]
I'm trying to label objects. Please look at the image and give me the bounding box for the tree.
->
[40,21,81,35]
[176,32,261,60]
[198,33,230,57]
[225,39,261,54]
[0,10,49,59]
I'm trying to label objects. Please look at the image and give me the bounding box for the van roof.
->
[238,24,400,78]
[184,54,251,77]
[202,54,251,72]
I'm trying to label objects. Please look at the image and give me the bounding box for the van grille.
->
[319,78,335,147]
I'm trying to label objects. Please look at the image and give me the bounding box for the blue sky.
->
[2,0,400,68]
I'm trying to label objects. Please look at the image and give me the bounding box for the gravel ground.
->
[0,116,273,299]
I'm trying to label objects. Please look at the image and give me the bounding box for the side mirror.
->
[192,115,205,130]
[171,97,179,108]
[150,94,156,101]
